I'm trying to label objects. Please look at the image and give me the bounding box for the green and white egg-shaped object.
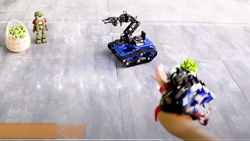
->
[5,19,31,52]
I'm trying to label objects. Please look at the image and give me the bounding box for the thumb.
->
[156,63,168,86]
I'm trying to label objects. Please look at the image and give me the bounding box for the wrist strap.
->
[155,106,162,121]
[159,84,169,94]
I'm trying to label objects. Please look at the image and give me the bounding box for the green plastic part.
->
[36,34,41,40]
[180,58,198,73]
[36,39,42,44]
[42,39,47,43]
[42,33,46,39]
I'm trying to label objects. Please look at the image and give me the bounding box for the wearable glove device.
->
[155,66,215,126]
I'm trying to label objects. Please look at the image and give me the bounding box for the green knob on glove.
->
[180,58,198,73]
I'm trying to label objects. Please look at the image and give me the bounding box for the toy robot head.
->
[34,11,44,18]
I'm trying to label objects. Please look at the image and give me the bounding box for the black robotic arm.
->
[102,11,142,44]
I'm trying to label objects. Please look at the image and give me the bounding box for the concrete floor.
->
[1,0,250,140]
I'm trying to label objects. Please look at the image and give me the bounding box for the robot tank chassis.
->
[103,11,157,67]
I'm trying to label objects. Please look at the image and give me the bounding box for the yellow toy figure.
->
[33,11,48,44]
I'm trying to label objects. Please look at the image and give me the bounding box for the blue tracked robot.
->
[102,11,157,67]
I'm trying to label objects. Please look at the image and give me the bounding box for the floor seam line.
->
[222,60,250,103]
[115,61,125,139]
